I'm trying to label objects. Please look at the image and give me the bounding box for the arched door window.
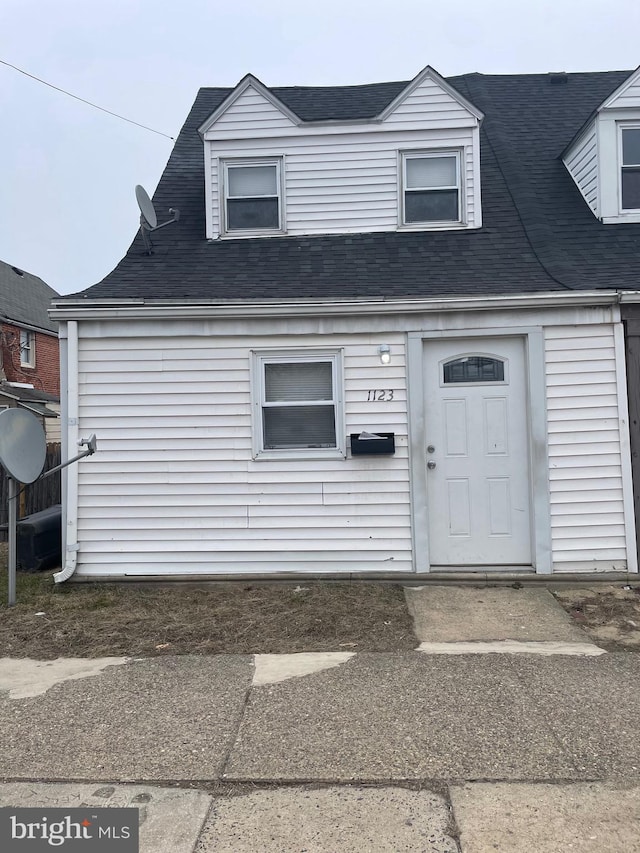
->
[442,355,506,384]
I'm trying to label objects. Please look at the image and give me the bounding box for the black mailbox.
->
[350,432,396,455]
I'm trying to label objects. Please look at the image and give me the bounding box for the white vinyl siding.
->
[208,129,476,237]
[207,77,475,141]
[45,403,61,443]
[211,85,297,135]
[63,306,635,579]
[204,73,480,237]
[545,324,627,570]
[604,75,640,110]
[74,329,410,577]
[563,121,599,215]
[380,75,475,129]
[570,69,640,223]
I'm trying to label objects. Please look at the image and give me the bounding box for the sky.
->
[1,0,639,296]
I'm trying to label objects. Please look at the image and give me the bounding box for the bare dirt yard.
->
[553,585,640,651]
[0,551,416,659]
[3,538,639,657]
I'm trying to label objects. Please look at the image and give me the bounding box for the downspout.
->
[54,320,79,583]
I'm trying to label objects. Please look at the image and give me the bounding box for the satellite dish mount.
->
[0,409,97,607]
[135,185,180,255]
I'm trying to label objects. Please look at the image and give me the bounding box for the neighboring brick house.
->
[0,260,60,441]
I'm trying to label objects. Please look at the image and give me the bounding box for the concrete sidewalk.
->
[3,779,638,852]
[1,651,640,850]
[0,587,639,850]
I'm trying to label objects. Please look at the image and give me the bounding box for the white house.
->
[51,65,640,582]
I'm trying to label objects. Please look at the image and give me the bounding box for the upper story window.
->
[401,151,461,226]
[621,127,640,211]
[19,329,35,368]
[251,349,345,459]
[222,158,283,234]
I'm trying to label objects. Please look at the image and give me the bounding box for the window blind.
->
[406,156,456,189]
[228,165,277,197]
[265,362,333,402]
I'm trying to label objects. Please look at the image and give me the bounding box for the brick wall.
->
[1,322,60,396]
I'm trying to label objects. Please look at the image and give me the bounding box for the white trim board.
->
[614,321,638,572]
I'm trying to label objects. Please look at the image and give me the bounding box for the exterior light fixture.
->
[378,344,391,365]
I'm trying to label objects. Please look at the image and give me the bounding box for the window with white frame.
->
[252,350,344,457]
[222,159,282,233]
[19,329,35,368]
[402,151,462,225]
[621,127,640,210]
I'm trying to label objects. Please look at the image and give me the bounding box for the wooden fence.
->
[0,443,61,540]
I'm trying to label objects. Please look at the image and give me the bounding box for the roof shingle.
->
[0,260,59,331]
[71,70,640,303]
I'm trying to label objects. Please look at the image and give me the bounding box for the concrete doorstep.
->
[404,586,596,646]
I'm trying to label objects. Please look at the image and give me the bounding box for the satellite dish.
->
[134,185,180,255]
[0,408,46,483]
[135,185,158,229]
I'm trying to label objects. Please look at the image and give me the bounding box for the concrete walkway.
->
[0,587,638,851]
[405,585,599,644]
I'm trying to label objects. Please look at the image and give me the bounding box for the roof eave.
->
[49,290,622,322]
[0,315,58,336]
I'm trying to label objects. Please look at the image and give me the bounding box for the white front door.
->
[424,336,532,567]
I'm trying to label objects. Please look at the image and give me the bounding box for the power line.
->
[1,58,175,140]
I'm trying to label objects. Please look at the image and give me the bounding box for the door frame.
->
[407,327,552,574]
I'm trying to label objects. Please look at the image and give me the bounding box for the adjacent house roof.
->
[0,382,59,416]
[0,260,59,332]
[69,69,640,303]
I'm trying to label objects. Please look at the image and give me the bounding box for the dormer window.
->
[222,158,283,234]
[621,127,640,211]
[401,151,462,226]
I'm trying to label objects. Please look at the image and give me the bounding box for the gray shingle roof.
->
[0,381,58,403]
[71,70,640,303]
[0,260,59,331]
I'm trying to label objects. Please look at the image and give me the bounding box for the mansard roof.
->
[68,69,640,303]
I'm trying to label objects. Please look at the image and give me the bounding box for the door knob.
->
[427,460,436,470]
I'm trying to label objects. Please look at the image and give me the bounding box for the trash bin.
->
[17,504,62,572]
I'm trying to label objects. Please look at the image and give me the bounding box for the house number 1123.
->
[367,389,394,401]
